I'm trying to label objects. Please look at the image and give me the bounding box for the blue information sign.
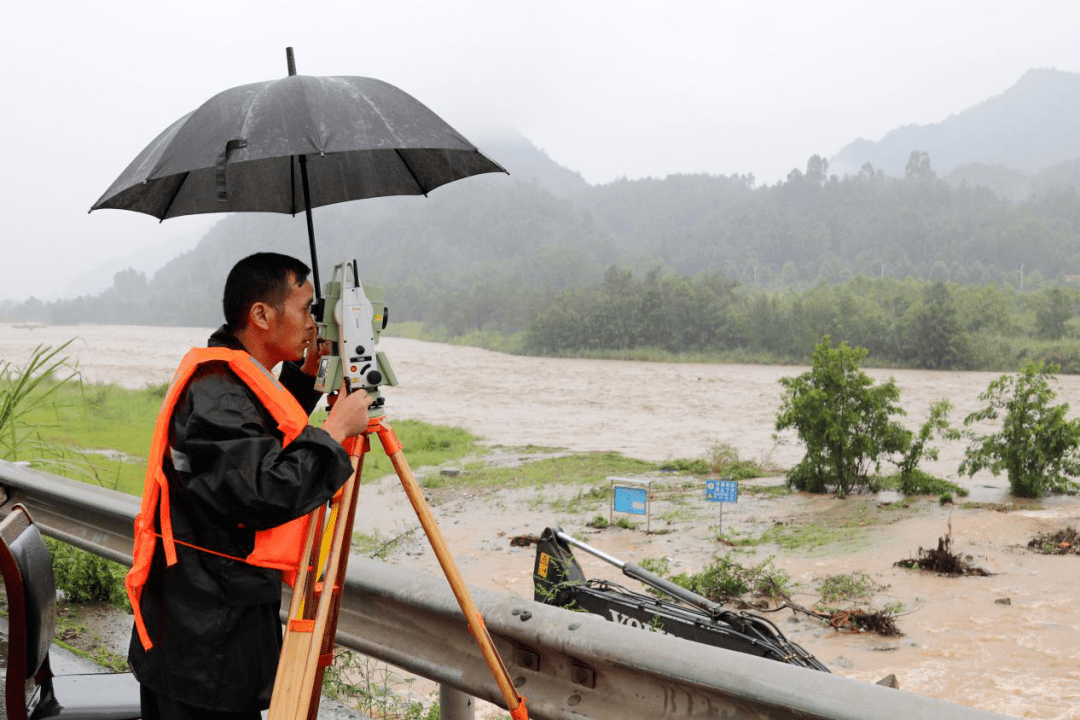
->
[613,486,648,515]
[705,479,738,503]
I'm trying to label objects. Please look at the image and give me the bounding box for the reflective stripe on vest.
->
[126,347,315,651]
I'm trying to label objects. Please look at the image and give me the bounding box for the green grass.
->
[586,514,640,530]
[816,571,883,606]
[1,342,87,474]
[421,451,657,489]
[532,484,611,514]
[737,482,792,497]
[660,442,782,480]
[20,379,482,495]
[876,471,969,497]
[17,380,164,493]
[26,381,167,456]
[758,520,870,554]
[313,414,480,480]
[351,527,419,559]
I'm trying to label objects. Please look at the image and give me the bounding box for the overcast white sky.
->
[3,0,1080,302]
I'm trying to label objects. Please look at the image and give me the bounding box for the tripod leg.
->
[269,504,326,719]
[374,421,528,720]
[270,435,367,720]
[303,439,368,720]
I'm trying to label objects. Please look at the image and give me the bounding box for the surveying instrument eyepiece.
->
[313,259,398,416]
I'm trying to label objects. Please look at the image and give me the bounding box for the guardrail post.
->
[439,685,475,720]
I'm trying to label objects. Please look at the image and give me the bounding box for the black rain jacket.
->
[128,327,353,712]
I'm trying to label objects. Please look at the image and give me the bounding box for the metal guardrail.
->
[0,460,1014,720]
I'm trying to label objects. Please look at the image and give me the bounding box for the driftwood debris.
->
[1027,526,1080,555]
[894,534,990,576]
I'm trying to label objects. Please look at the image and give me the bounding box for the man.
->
[126,252,372,719]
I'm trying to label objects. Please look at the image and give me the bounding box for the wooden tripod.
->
[268,415,528,720]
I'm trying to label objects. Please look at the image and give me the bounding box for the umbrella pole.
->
[299,155,322,300]
[285,47,323,300]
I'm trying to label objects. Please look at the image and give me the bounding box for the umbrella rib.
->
[290,155,298,216]
[159,172,191,221]
[394,149,429,197]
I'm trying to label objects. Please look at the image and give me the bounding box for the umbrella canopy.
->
[91,74,505,219]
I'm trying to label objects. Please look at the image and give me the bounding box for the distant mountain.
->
[53,129,584,306]
[830,68,1080,178]
[62,223,207,299]
[470,129,591,197]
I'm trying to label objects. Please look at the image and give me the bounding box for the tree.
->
[900,281,967,369]
[112,268,148,297]
[776,336,909,496]
[805,155,829,188]
[905,151,935,182]
[960,363,1080,497]
[1035,287,1073,340]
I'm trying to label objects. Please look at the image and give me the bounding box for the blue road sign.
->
[613,486,648,515]
[705,479,738,503]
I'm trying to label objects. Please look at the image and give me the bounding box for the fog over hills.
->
[32,67,1080,310]
[829,68,1080,178]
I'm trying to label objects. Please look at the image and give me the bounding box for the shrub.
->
[667,555,790,603]
[776,336,908,495]
[895,399,965,495]
[44,538,130,611]
[960,363,1080,497]
[662,442,775,480]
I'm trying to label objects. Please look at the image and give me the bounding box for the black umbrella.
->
[90,48,506,293]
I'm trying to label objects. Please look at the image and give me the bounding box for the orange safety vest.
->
[127,347,316,651]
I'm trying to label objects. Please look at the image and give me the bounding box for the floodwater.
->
[3,323,1069,494]
[3,323,1080,719]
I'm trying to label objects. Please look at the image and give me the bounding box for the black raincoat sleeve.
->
[280,360,323,415]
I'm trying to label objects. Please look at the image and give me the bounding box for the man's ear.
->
[248,301,275,331]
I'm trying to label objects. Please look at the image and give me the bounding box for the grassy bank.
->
[17,379,482,495]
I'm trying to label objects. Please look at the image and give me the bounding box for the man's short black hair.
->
[223,253,311,331]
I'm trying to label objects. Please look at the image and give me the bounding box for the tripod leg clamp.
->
[372,420,403,455]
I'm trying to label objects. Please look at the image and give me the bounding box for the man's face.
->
[267,276,316,364]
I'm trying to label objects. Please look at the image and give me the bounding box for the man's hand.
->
[321,388,373,443]
[301,327,332,377]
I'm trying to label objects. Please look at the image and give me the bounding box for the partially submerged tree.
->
[776,336,908,495]
[960,363,1080,498]
[895,399,964,496]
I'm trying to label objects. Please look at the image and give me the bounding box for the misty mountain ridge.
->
[830,68,1080,179]
[40,66,1080,315]
[61,129,585,298]
[471,129,590,197]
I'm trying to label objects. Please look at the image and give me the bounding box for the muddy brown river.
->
[3,324,1079,719]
